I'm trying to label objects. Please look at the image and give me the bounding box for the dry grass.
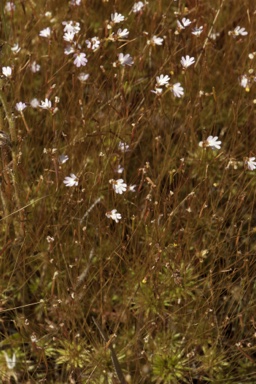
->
[1,0,256,383]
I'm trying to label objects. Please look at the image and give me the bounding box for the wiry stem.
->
[0,78,25,237]
[195,0,226,69]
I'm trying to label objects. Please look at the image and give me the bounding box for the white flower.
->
[240,75,249,88]
[118,53,134,66]
[78,73,90,82]
[62,21,80,34]
[132,1,146,13]
[148,35,163,46]
[209,31,220,40]
[181,55,195,68]
[86,37,100,51]
[172,83,184,98]
[111,13,125,24]
[46,235,55,243]
[70,0,81,5]
[15,102,26,112]
[64,45,75,55]
[3,352,16,369]
[59,154,69,164]
[128,184,136,192]
[106,209,122,223]
[118,142,130,152]
[199,135,222,150]
[63,173,78,187]
[233,26,248,36]
[5,2,15,13]
[39,27,51,38]
[115,164,124,174]
[63,31,75,42]
[177,18,191,29]
[2,66,12,78]
[91,37,100,50]
[156,74,170,87]
[30,98,40,108]
[30,333,38,343]
[245,157,256,170]
[74,52,88,67]
[116,28,129,38]
[110,178,127,194]
[11,43,20,53]
[192,26,203,36]
[30,61,40,73]
[151,87,163,95]
[39,98,52,109]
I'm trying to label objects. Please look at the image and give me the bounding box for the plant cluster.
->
[1,0,256,383]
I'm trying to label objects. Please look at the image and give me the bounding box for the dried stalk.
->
[0,79,25,237]
[195,0,226,69]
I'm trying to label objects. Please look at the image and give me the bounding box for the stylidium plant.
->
[192,26,203,36]
[1,1,255,382]
[181,55,195,68]
[156,75,170,87]
[63,174,78,187]
[147,35,163,46]
[73,52,88,67]
[244,157,256,170]
[172,83,184,98]
[177,17,192,30]
[15,102,26,112]
[109,179,127,194]
[229,26,248,37]
[106,209,122,223]
[132,1,147,13]
[39,27,51,38]
[199,136,222,150]
[39,98,52,109]
[111,13,125,24]
[117,53,134,66]
[2,66,12,77]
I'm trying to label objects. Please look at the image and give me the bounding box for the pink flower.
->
[74,53,88,67]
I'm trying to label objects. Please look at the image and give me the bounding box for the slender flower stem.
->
[0,78,25,237]
[195,0,225,69]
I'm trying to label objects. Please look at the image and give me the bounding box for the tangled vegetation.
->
[1,0,256,382]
